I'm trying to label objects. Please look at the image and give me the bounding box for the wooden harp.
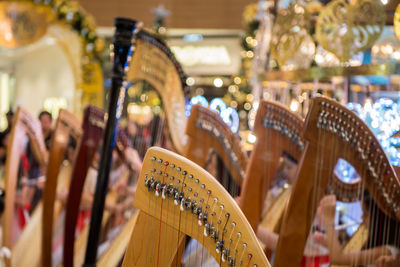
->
[1,107,47,266]
[274,96,400,267]
[127,29,188,155]
[121,147,270,267]
[239,100,304,231]
[62,105,136,267]
[63,106,106,267]
[73,127,134,267]
[40,109,82,267]
[95,27,190,266]
[185,104,248,194]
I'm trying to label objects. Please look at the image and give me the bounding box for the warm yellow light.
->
[214,78,223,88]
[246,94,254,102]
[186,77,195,86]
[290,99,299,112]
[228,85,238,93]
[234,77,242,85]
[248,133,257,144]
[246,51,254,58]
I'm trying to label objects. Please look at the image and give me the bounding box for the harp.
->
[121,147,270,267]
[126,29,188,155]
[239,100,304,232]
[63,106,106,267]
[86,26,190,266]
[40,109,82,267]
[62,105,136,267]
[0,108,47,266]
[82,18,139,267]
[275,96,400,267]
[185,104,248,194]
[9,109,81,267]
[73,127,134,267]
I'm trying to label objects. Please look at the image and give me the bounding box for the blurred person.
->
[0,109,14,165]
[38,110,53,150]
[314,193,400,266]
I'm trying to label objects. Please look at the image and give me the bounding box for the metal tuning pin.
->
[155,183,161,197]
[180,198,185,211]
[198,214,203,226]
[174,192,179,205]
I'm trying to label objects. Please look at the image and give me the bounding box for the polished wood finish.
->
[2,107,46,265]
[122,147,270,266]
[185,105,248,187]
[274,96,400,267]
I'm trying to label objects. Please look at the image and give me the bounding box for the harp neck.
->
[127,30,188,154]
[185,105,248,187]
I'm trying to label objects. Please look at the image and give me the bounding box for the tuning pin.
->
[204,223,210,237]
[180,198,185,211]
[216,245,220,254]
[222,248,229,263]
[174,192,179,205]
[162,187,166,199]
[198,216,203,226]
[155,183,162,197]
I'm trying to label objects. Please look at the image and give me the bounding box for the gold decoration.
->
[242,3,258,25]
[395,3,400,41]
[270,3,310,67]
[80,59,104,108]
[0,2,49,48]
[306,1,323,14]
[316,0,386,62]
[263,63,398,82]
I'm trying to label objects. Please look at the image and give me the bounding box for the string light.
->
[213,78,223,88]
[289,99,299,112]
[347,98,400,166]
[185,97,240,133]
[247,133,257,144]
[186,77,195,86]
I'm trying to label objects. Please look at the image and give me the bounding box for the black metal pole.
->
[83,17,138,267]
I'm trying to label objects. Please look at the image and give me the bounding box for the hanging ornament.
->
[394,3,400,41]
[0,2,49,48]
[315,0,385,62]
[270,2,311,67]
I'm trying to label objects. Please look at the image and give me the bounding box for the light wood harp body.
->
[275,96,400,267]
[122,147,270,267]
